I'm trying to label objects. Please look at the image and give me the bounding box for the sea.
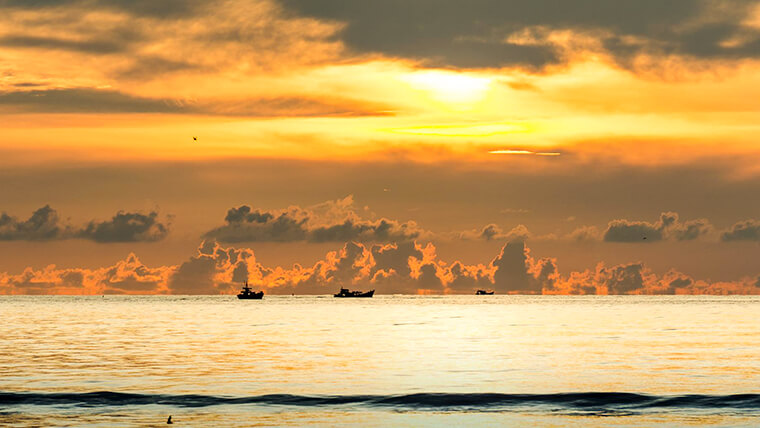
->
[1,295,759,427]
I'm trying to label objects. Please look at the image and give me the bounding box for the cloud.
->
[0,205,70,241]
[720,219,760,241]
[488,240,559,293]
[0,0,211,19]
[566,225,602,242]
[100,253,173,293]
[0,88,391,117]
[457,224,532,241]
[0,0,342,82]
[203,196,424,243]
[0,34,135,54]
[603,212,712,243]
[0,206,170,243]
[604,219,663,242]
[3,239,760,295]
[483,224,531,242]
[78,211,169,243]
[0,89,193,114]
[0,252,171,295]
[280,0,760,71]
[8,0,759,84]
[168,240,261,294]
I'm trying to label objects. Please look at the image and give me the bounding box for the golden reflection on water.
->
[1,295,760,426]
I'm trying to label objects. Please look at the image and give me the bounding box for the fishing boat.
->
[334,288,374,298]
[476,289,494,295]
[237,281,264,299]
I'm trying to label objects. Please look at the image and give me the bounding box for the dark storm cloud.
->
[0,88,391,117]
[720,219,760,242]
[204,199,423,243]
[280,0,760,69]
[0,206,169,242]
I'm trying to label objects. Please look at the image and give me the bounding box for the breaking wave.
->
[2,391,760,414]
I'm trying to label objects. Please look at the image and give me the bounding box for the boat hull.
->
[334,290,374,298]
[237,292,264,299]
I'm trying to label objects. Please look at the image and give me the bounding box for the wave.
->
[2,391,760,413]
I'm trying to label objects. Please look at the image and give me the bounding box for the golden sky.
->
[2,0,760,294]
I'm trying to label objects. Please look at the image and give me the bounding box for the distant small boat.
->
[334,288,374,298]
[476,289,494,295]
[237,281,263,300]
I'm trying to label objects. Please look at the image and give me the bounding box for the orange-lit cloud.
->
[3,239,760,295]
[2,1,760,168]
[3,0,760,296]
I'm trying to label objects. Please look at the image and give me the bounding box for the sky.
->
[2,0,760,295]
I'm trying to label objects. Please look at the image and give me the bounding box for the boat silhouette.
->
[334,288,374,298]
[237,281,264,299]
[476,289,494,295]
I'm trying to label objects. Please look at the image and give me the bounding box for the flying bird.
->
[192,136,197,141]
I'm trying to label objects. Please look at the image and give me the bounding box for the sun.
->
[401,70,493,105]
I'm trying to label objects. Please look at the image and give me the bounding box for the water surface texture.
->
[2,295,759,426]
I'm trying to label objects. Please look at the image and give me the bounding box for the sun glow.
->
[489,149,561,156]
[402,71,493,104]
[390,123,529,137]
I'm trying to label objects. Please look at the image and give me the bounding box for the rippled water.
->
[1,295,759,426]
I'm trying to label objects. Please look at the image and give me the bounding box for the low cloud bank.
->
[3,238,759,295]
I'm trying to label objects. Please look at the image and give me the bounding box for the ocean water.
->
[1,295,759,427]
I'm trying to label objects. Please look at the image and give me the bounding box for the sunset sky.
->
[2,0,760,294]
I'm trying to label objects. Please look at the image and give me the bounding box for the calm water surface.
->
[1,295,759,426]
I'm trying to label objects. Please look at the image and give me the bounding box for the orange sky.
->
[2,0,760,294]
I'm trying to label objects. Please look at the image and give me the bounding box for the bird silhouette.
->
[192,136,197,141]
[167,415,173,424]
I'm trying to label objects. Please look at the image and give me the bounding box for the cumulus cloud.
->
[0,205,69,241]
[491,240,557,293]
[0,253,172,295]
[457,223,533,242]
[168,240,261,294]
[78,211,169,243]
[566,225,602,242]
[0,206,170,242]
[603,212,712,243]
[720,219,760,241]
[203,196,424,243]
[3,238,760,295]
